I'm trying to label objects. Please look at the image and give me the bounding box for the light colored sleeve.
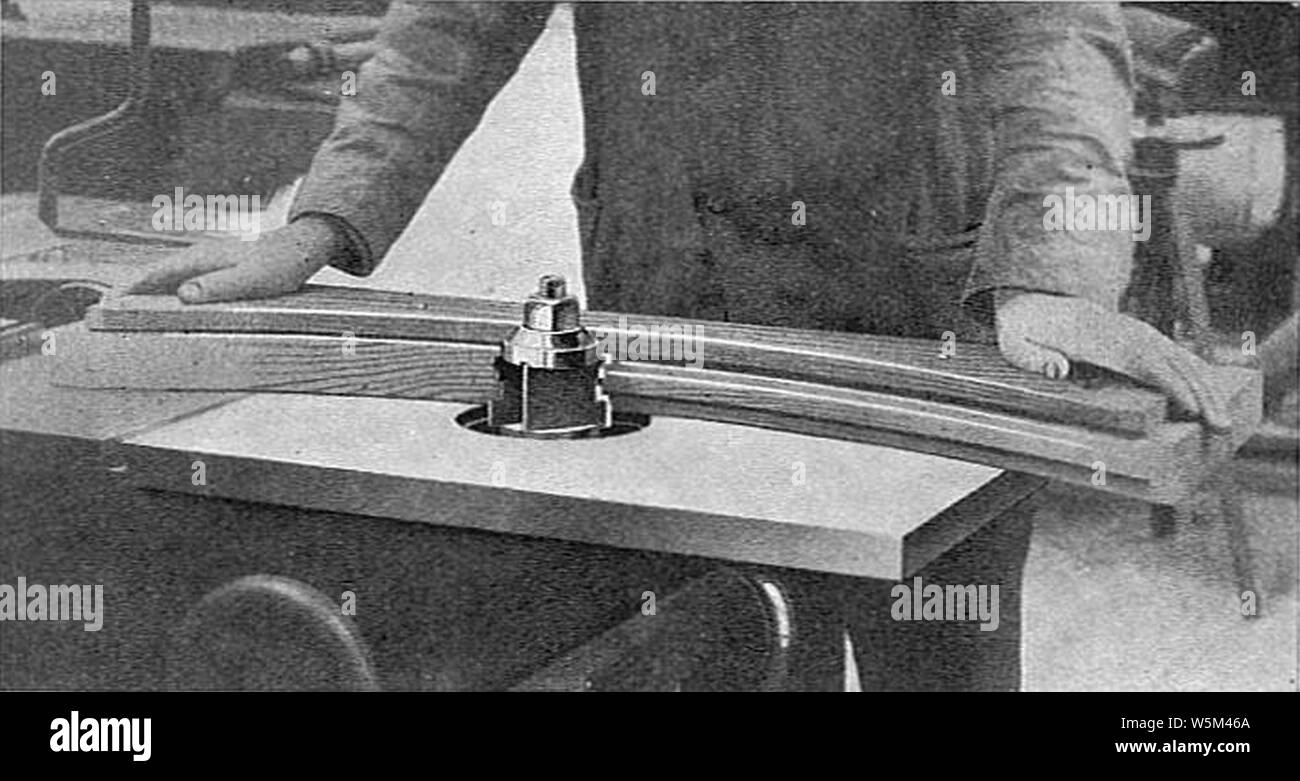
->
[290,1,553,275]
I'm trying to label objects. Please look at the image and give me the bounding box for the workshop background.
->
[1,1,1296,690]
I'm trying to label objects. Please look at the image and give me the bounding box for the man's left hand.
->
[994,290,1231,431]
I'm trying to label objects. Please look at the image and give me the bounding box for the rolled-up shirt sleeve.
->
[290,1,553,275]
[964,2,1136,310]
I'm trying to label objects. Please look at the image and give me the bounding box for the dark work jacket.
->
[291,1,1136,339]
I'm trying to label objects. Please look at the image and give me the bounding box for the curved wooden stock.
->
[64,285,1261,503]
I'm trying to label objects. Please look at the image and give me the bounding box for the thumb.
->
[178,259,310,304]
[123,252,237,296]
[999,334,1072,380]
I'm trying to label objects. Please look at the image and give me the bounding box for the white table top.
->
[120,393,1034,578]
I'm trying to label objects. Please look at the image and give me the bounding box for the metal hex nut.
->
[523,296,581,332]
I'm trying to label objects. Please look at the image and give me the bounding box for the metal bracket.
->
[34,0,195,247]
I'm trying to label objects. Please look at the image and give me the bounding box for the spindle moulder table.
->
[1,343,1042,691]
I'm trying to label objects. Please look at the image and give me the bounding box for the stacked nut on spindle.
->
[487,275,609,437]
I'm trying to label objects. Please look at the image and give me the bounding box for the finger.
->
[179,260,310,304]
[1163,348,1232,432]
[1114,346,1208,425]
[1123,343,1231,431]
[999,335,1072,380]
[121,252,239,295]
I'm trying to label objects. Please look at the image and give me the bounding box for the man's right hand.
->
[121,216,347,303]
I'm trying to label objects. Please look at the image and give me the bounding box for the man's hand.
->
[994,290,1231,431]
[121,217,344,303]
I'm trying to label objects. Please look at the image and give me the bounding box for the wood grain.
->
[55,328,499,402]
[91,286,1173,434]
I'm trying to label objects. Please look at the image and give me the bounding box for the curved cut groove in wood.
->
[91,286,1170,434]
